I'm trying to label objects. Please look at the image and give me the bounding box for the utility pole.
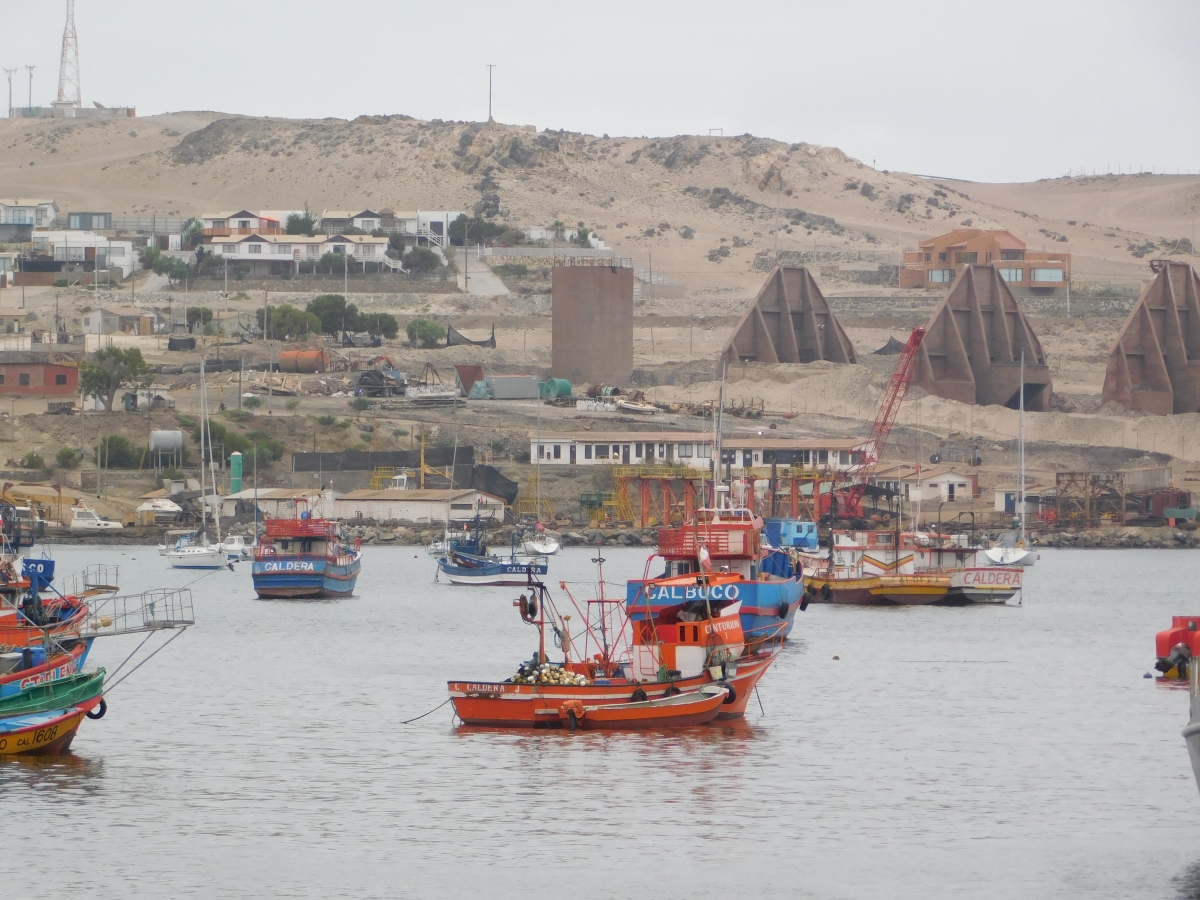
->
[24,65,35,111]
[3,69,15,118]
[487,65,496,122]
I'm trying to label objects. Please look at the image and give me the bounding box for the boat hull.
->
[0,642,89,699]
[449,649,777,727]
[0,699,99,755]
[805,575,880,605]
[252,554,361,599]
[985,547,1036,567]
[0,606,88,649]
[944,567,1023,604]
[439,558,549,586]
[870,575,950,605]
[568,688,728,730]
[0,670,104,719]
[166,546,226,569]
[627,577,803,642]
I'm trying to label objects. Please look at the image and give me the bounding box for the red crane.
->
[834,326,926,517]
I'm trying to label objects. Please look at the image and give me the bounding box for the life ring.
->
[86,698,107,720]
[717,681,737,705]
[630,687,648,703]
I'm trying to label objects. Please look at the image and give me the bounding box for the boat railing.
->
[263,519,335,539]
[62,564,120,598]
[253,549,351,564]
[85,588,195,636]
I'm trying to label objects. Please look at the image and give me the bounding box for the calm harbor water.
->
[3,544,1200,898]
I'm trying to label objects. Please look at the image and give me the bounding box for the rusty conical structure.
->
[1102,261,1200,414]
[719,267,856,374]
[915,265,1051,410]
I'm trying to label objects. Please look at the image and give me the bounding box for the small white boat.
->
[616,399,658,415]
[164,532,227,569]
[521,534,561,556]
[220,534,254,561]
[985,531,1036,567]
[69,503,123,531]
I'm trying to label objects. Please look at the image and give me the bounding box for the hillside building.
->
[901,229,1070,294]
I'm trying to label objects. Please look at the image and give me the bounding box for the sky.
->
[1,0,1197,183]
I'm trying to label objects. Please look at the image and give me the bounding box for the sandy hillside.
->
[0,112,1195,295]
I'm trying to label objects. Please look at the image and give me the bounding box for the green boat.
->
[0,670,105,719]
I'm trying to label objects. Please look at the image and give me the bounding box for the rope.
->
[754,684,765,716]
[402,696,452,724]
[105,630,155,680]
[103,626,189,695]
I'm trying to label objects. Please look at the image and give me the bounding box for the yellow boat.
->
[869,574,951,605]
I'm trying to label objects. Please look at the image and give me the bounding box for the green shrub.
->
[221,409,251,421]
[335,419,352,430]
[20,452,45,470]
[285,399,300,413]
[95,435,141,468]
[359,432,373,443]
[55,446,80,469]
[406,317,445,348]
[53,279,68,288]
[493,263,529,278]
[244,396,263,410]
[402,247,442,273]
[349,397,371,413]
[316,414,336,428]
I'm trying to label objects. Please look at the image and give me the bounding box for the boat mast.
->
[714,359,726,507]
[198,358,208,537]
[1018,350,1026,546]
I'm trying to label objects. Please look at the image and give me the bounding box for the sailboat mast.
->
[1018,350,1026,544]
[199,359,208,533]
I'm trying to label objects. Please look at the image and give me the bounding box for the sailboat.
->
[521,400,560,556]
[986,351,1036,567]
[165,359,227,570]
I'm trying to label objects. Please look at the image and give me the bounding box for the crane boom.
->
[836,326,926,516]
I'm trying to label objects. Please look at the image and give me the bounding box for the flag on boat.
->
[698,544,712,573]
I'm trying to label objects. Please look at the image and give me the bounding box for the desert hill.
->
[0,112,1195,294]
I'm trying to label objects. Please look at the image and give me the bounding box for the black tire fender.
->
[86,697,107,720]
[666,685,682,697]
[630,687,648,703]
[778,601,790,620]
[717,681,737,705]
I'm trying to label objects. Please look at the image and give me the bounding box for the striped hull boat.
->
[0,696,101,755]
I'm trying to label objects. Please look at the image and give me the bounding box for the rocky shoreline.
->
[40,522,1200,550]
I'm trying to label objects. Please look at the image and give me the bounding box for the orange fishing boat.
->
[449,564,779,728]
[558,685,730,730]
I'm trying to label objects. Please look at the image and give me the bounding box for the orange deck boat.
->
[558,685,730,730]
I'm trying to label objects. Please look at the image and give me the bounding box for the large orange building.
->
[900,229,1070,293]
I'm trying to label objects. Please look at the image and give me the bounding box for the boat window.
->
[692,625,699,642]
[679,625,685,641]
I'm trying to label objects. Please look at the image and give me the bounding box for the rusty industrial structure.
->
[551,261,634,385]
[915,265,1052,410]
[1102,261,1200,414]
[718,267,857,373]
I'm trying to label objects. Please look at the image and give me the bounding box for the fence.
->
[111,216,188,234]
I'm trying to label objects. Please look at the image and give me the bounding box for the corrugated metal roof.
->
[338,489,483,501]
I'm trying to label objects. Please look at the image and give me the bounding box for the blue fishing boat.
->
[626,504,805,644]
[251,507,361,599]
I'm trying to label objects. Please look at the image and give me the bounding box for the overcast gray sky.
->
[2,1,1196,183]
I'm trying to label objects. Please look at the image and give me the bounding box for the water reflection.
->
[1174,859,1200,899]
[0,753,105,795]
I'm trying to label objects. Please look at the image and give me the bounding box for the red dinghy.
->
[558,685,730,730]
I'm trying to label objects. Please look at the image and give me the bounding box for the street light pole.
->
[24,65,34,111]
[487,65,495,122]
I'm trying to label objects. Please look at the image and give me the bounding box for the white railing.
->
[381,256,408,273]
[417,228,446,249]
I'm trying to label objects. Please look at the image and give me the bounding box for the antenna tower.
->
[55,0,81,107]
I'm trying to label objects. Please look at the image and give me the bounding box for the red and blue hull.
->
[626,577,803,643]
[251,554,361,599]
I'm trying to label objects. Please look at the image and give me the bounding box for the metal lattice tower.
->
[56,0,81,107]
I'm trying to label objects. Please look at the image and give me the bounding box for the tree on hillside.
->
[285,205,319,237]
[316,251,346,276]
[403,247,441,273]
[256,304,321,340]
[406,317,445,348]
[139,245,161,271]
[187,306,213,329]
[80,347,151,412]
[307,294,360,335]
[361,312,399,340]
[448,214,506,246]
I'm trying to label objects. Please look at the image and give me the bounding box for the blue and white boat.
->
[626,504,806,644]
[437,548,548,586]
[251,510,361,599]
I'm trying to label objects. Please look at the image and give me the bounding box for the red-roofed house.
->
[901,229,1070,293]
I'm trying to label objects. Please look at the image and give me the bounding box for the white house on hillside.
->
[209,233,393,276]
[0,199,58,229]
